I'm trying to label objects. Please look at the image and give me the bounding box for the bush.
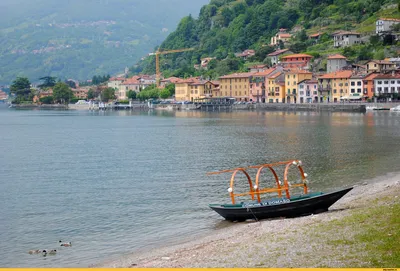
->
[119,100,130,104]
[70,98,80,104]
[39,96,54,104]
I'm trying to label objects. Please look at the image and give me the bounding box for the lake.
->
[1,106,400,267]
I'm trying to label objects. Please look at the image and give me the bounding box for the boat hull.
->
[209,187,353,221]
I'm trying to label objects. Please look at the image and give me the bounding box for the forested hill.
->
[0,0,209,85]
[133,0,399,78]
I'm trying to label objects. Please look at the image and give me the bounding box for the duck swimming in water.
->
[48,249,57,255]
[59,241,72,247]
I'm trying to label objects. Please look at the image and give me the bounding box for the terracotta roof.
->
[161,77,182,83]
[378,18,400,22]
[268,49,289,56]
[253,68,277,76]
[109,77,125,81]
[279,33,292,38]
[318,70,353,79]
[211,80,220,85]
[249,64,267,69]
[284,69,312,74]
[269,72,283,79]
[363,73,380,80]
[122,78,141,85]
[327,54,347,60]
[309,33,321,38]
[281,54,313,59]
[219,72,255,79]
[373,74,400,79]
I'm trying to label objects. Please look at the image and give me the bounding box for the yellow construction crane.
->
[149,47,194,87]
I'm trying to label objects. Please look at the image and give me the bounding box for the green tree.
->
[38,76,57,88]
[53,82,73,104]
[127,90,137,99]
[39,96,54,104]
[166,83,176,96]
[87,89,95,100]
[160,89,170,99]
[10,77,32,101]
[101,87,116,102]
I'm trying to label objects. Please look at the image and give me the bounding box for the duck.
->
[48,249,57,255]
[42,250,48,256]
[28,250,41,255]
[59,241,72,247]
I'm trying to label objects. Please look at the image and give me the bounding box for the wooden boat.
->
[208,160,353,222]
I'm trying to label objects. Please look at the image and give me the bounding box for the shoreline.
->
[96,173,400,268]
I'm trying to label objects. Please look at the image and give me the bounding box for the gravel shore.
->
[97,173,400,268]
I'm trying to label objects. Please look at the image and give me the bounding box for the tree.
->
[160,89,170,99]
[65,80,77,89]
[10,77,32,101]
[39,96,54,104]
[87,89,95,100]
[38,76,56,88]
[166,83,176,96]
[53,82,73,104]
[101,87,116,102]
[127,90,137,99]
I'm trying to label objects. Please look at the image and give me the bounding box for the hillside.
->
[0,0,209,85]
[132,0,400,79]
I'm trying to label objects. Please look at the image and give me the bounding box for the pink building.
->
[249,67,282,103]
[298,79,319,103]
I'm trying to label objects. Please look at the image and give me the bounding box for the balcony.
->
[318,85,331,91]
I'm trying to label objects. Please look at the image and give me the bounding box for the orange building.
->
[363,73,380,100]
[280,54,313,70]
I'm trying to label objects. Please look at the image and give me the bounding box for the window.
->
[345,83,348,86]
[357,81,362,86]
[377,81,382,84]
[384,81,389,84]
[314,91,317,95]
[334,89,337,93]
[391,87,395,92]
[384,87,389,93]
[351,89,355,93]
[300,91,304,95]
[293,81,296,85]
[357,89,361,93]
[377,87,382,92]
[288,82,290,86]
[300,85,304,89]
[351,82,355,86]
[391,81,395,84]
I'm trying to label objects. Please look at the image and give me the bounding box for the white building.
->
[107,77,125,89]
[376,18,400,35]
[333,31,361,47]
[327,54,348,73]
[373,74,400,101]
[349,75,364,99]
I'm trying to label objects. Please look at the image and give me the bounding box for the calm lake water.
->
[1,105,400,267]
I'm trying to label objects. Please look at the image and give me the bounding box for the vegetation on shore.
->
[131,0,400,79]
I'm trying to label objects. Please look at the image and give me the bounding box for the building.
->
[333,31,361,47]
[189,80,219,101]
[0,90,7,100]
[366,60,396,73]
[219,72,254,101]
[175,78,200,102]
[298,79,319,103]
[318,70,353,103]
[327,54,348,73]
[107,77,125,89]
[159,77,182,88]
[266,49,292,66]
[309,33,322,43]
[284,69,313,103]
[72,88,88,99]
[117,76,141,100]
[363,73,380,100]
[280,54,313,70]
[270,30,292,46]
[249,67,282,103]
[376,18,400,35]
[248,64,267,73]
[194,57,216,70]
[346,74,365,101]
[373,74,400,101]
[235,50,255,60]
[266,72,286,103]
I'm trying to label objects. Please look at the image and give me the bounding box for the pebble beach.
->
[97,172,400,268]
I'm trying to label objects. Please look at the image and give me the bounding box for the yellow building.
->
[267,72,286,103]
[366,60,396,73]
[284,70,313,103]
[189,80,219,101]
[175,78,198,102]
[318,70,353,103]
[219,72,254,101]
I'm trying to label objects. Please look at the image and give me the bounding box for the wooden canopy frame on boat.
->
[207,160,308,204]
